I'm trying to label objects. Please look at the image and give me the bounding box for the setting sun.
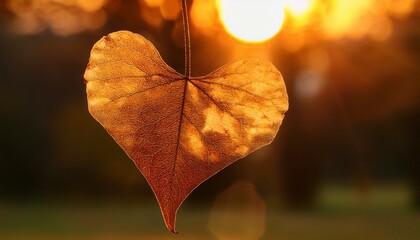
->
[217,0,285,43]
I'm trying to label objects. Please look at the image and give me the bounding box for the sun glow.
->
[285,0,314,17]
[217,0,285,43]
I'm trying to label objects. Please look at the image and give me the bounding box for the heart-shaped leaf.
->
[84,31,288,233]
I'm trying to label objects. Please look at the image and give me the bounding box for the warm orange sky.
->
[4,0,419,45]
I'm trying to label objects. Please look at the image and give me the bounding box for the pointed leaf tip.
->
[84,31,288,232]
[161,205,178,233]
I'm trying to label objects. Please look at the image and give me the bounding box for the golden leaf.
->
[84,30,288,233]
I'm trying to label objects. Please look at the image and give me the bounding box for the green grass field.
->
[1,185,419,240]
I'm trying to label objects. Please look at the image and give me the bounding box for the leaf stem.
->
[181,0,191,78]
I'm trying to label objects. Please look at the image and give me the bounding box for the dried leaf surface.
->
[84,31,288,233]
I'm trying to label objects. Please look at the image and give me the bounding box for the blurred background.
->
[1,0,420,239]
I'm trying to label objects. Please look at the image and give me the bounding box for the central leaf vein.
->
[170,79,189,194]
